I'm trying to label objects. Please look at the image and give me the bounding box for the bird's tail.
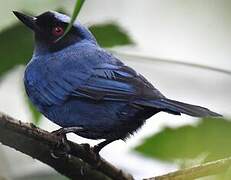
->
[135,98,222,117]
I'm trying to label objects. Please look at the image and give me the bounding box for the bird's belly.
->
[44,99,155,140]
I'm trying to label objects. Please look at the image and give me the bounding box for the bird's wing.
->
[70,63,165,101]
[28,56,164,106]
[25,59,92,106]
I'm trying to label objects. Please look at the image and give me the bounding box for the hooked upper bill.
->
[13,11,71,30]
[13,11,37,30]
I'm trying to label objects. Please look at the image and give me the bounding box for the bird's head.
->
[13,11,97,53]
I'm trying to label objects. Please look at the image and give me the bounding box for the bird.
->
[13,11,221,154]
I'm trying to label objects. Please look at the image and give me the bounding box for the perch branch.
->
[0,112,134,180]
[2,111,230,180]
[145,157,231,180]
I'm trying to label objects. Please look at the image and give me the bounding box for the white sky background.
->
[76,0,231,71]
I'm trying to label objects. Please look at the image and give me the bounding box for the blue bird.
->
[13,11,221,153]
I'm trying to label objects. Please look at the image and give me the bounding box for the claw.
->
[80,165,85,176]
[50,134,71,159]
[80,143,101,166]
[80,143,91,152]
[50,151,61,159]
[89,148,102,167]
[92,145,101,154]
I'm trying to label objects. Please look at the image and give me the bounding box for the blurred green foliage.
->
[135,118,231,163]
[89,23,133,47]
[0,24,33,76]
[26,96,42,125]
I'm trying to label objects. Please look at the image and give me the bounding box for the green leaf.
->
[57,0,85,42]
[25,95,42,125]
[89,23,134,47]
[0,23,33,76]
[135,118,231,163]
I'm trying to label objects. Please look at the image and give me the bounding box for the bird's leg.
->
[51,127,84,137]
[78,139,116,167]
[92,139,115,154]
[50,127,84,158]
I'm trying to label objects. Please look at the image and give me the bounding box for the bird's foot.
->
[80,143,101,166]
[90,146,102,167]
[50,128,74,159]
[92,144,102,155]
[50,137,71,159]
[81,143,101,155]
[80,143,91,152]
[50,127,84,159]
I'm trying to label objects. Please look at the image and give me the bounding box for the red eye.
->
[52,26,64,36]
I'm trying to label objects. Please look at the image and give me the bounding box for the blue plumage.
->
[14,11,221,153]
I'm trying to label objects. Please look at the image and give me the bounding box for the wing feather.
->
[25,54,164,107]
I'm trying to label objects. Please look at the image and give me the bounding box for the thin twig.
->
[113,51,231,76]
[0,112,134,180]
[145,157,231,180]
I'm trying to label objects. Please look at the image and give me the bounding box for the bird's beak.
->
[13,11,37,31]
